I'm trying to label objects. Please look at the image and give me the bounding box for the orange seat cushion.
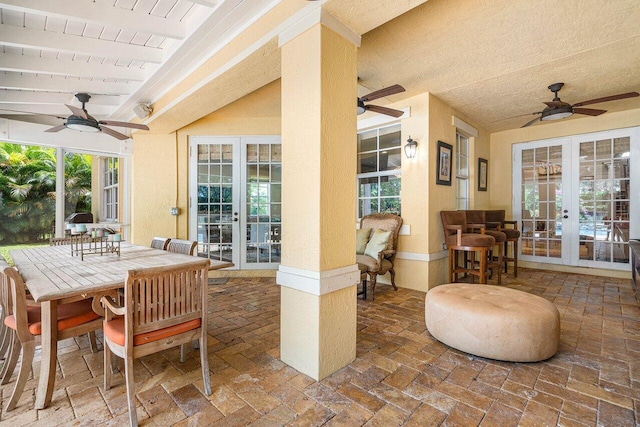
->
[4,299,100,336]
[104,317,201,347]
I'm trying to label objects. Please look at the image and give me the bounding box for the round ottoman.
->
[425,284,560,362]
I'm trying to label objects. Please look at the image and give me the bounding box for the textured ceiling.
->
[356,0,640,132]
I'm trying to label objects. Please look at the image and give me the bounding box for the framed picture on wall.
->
[436,140,453,186]
[478,158,488,191]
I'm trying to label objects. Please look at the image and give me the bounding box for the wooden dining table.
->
[10,243,233,409]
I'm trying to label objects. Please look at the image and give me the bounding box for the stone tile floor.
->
[1,269,639,426]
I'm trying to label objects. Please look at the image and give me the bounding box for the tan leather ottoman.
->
[425,284,560,362]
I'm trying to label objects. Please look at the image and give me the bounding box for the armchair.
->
[356,213,403,300]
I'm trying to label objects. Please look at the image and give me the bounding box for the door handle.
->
[233,218,238,222]
[563,215,568,219]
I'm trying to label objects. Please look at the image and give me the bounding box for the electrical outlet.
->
[442,242,447,250]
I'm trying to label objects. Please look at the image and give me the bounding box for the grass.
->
[0,242,49,265]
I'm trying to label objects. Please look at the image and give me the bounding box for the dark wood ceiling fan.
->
[520,83,639,128]
[357,84,406,118]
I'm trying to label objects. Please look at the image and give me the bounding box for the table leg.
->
[35,300,58,409]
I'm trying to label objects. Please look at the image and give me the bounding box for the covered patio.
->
[1,269,637,426]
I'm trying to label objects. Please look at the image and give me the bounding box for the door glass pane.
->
[196,143,233,262]
[521,145,562,258]
[245,142,282,265]
[578,138,629,264]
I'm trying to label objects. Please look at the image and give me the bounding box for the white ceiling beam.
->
[0,24,163,64]
[0,0,186,40]
[0,74,134,95]
[0,52,146,81]
[0,90,123,106]
[187,0,219,6]
[0,103,115,117]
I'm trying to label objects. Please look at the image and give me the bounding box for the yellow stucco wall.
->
[130,133,178,246]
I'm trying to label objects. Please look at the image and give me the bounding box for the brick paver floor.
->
[1,269,638,426]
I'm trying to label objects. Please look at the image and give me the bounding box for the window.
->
[103,157,119,221]
[456,132,469,210]
[357,124,401,217]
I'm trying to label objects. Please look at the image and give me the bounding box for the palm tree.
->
[0,143,92,244]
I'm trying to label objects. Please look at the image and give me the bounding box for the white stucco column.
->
[277,9,361,380]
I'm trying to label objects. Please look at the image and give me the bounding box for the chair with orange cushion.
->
[2,267,103,411]
[101,259,211,427]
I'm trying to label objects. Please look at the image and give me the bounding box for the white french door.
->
[189,136,281,270]
[514,127,639,270]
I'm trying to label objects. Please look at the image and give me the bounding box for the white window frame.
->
[456,132,469,210]
[356,123,402,218]
[102,157,119,222]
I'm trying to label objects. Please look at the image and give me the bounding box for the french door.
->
[514,127,639,270]
[189,136,281,269]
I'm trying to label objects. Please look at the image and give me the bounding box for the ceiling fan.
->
[37,93,150,140]
[357,84,406,118]
[520,83,639,128]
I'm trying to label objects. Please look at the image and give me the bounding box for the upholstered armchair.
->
[440,211,496,284]
[356,213,403,300]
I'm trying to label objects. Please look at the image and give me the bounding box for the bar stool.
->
[440,211,496,284]
[465,210,505,285]
[486,210,521,277]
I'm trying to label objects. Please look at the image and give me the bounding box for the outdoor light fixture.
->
[133,103,153,119]
[404,136,418,159]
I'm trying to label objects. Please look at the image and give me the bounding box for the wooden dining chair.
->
[150,236,171,250]
[0,261,13,364]
[165,238,197,256]
[1,267,103,411]
[101,259,211,427]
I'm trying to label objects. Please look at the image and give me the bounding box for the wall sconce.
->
[133,103,153,119]
[404,136,418,159]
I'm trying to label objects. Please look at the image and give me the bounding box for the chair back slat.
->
[150,237,171,250]
[124,260,208,339]
[166,239,197,256]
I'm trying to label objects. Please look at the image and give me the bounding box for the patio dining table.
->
[10,243,233,409]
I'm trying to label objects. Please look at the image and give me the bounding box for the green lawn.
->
[0,243,48,265]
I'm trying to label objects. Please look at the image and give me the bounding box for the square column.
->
[277,14,360,380]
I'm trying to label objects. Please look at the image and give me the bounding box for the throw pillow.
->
[356,228,372,254]
[364,229,392,259]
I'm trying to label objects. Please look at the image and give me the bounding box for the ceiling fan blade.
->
[366,105,405,118]
[0,107,66,119]
[361,84,405,102]
[99,120,149,130]
[44,124,67,133]
[99,125,129,140]
[573,107,606,116]
[492,112,543,122]
[65,104,87,119]
[573,92,639,107]
[521,116,541,128]
[544,101,569,108]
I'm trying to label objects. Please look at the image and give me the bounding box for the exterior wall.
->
[130,133,178,246]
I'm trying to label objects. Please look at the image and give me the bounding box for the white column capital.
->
[278,6,361,48]
[277,264,360,296]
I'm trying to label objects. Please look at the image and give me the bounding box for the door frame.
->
[189,135,281,270]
